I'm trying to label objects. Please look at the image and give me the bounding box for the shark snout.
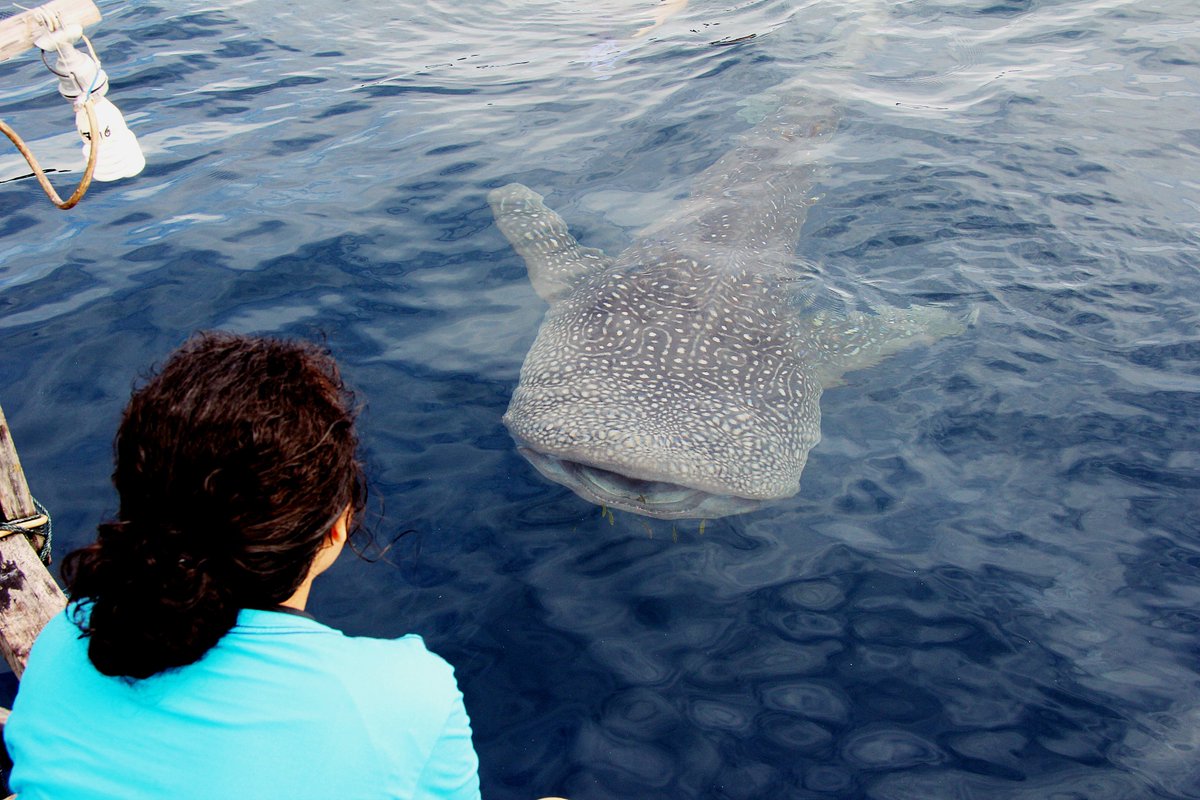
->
[503,394,801,519]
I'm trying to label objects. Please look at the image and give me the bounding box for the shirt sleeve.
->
[412,684,481,800]
[381,638,480,800]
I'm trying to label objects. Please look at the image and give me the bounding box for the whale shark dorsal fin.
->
[488,183,614,303]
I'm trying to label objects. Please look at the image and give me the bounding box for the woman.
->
[5,332,481,799]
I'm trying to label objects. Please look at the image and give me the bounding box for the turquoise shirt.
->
[5,607,481,800]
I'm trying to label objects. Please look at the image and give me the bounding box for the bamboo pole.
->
[0,404,66,678]
[0,0,101,63]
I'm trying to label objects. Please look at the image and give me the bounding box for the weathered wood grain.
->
[0,405,66,677]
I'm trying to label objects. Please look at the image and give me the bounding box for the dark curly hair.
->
[60,332,365,679]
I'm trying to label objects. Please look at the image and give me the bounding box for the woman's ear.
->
[328,504,351,547]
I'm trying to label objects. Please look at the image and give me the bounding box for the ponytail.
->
[62,521,239,678]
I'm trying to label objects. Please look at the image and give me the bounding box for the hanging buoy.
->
[0,0,144,209]
[38,23,145,182]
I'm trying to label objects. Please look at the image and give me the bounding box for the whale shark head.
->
[502,253,823,519]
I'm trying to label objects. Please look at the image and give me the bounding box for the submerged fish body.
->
[490,95,969,519]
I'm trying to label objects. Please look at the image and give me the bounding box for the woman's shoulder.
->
[344,632,460,693]
[230,610,461,705]
[24,605,88,666]
[236,610,447,666]
[305,628,468,747]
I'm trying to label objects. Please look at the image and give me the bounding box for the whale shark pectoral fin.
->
[488,183,614,303]
[797,302,976,387]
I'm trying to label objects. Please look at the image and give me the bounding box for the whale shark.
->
[489,94,971,519]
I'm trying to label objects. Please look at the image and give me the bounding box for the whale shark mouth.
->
[516,447,767,520]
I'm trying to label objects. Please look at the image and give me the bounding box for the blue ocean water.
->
[2,0,1199,797]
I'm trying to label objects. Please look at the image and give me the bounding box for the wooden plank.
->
[0,536,64,678]
[0,406,36,522]
[0,405,66,678]
[0,0,101,64]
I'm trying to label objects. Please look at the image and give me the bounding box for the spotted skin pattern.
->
[490,96,970,519]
